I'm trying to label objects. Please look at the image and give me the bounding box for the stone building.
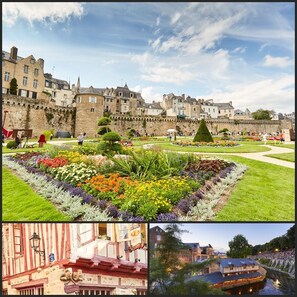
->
[234,108,253,120]
[2,46,46,100]
[199,99,219,119]
[2,223,148,295]
[161,93,185,117]
[216,102,234,119]
[44,73,75,107]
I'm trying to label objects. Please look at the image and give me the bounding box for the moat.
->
[226,268,295,295]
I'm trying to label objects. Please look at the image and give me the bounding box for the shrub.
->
[102,132,121,142]
[6,140,17,149]
[98,117,112,126]
[97,126,111,135]
[193,119,214,142]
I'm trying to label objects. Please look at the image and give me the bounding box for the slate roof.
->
[2,50,23,62]
[145,102,163,110]
[79,86,105,95]
[184,243,200,249]
[150,226,165,233]
[215,103,234,109]
[188,271,262,285]
[220,258,257,268]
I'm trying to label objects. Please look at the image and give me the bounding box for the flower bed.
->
[173,140,239,147]
[5,149,247,221]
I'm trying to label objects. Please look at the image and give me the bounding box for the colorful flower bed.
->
[173,140,239,147]
[5,148,246,221]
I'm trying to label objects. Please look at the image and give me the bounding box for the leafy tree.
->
[126,128,135,139]
[286,224,295,249]
[252,109,272,120]
[97,116,112,136]
[193,119,213,142]
[227,234,252,258]
[150,223,225,295]
[9,78,18,95]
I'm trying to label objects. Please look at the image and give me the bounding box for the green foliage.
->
[252,109,272,120]
[219,128,229,133]
[227,234,252,258]
[142,119,147,129]
[78,144,97,155]
[9,78,18,95]
[45,113,54,123]
[6,140,17,149]
[102,131,121,142]
[98,117,111,126]
[126,128,135,139]
[97,141,122,156]
[193,119,214,143]
[42,130,53,141]
[97,126,111,135]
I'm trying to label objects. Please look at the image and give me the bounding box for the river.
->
[225,268,295,295]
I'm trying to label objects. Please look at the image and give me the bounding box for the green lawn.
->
[213,155,295,221]
[265,152,295,162]
[2,166,71,221]
[147,142,271,153]
[269,143,295,150]
[2,143,53,154]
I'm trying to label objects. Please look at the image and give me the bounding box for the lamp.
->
[30,232,45,260]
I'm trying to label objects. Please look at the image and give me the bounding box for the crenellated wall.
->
[2,95,293,138]
[2,95,76,137]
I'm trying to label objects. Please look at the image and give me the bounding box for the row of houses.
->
[2,223,148,295]
[3,46,279,121]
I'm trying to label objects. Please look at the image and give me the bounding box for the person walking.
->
[38,134,46,148]
[77,133,84,146]
[262,133,268,145]
[279,132,285,144]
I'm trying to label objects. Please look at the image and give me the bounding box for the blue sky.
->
[150,223,294,252]
[2,2,295,113]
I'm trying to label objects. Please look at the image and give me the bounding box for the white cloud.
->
[204,74,294,113]
[3,2,84,26]
[156,17,160,26]
[263,55,294,68]
[171,12,181,24]
[133,85,163,103]
[231,47,246,54]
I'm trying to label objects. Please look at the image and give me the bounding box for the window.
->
[2,88,8,94]
[23,76,28,86]
[156,235,161,241]
[89,96,97,103]
[13,224,23,255]
[52,91,56,98]
[20,89,28,97]
[130,93,133,98]
[90,108,95,112]
[34,68,39,76]
[45,81,50,87]
[24,65,29,73]
[78,224,93,245]
[119,92,123,96]
[19,286,44,295]
[4,72,10,81]
[79,288,113,295]
[33,79,38,88]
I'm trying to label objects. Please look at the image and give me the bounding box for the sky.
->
[149,223,294,253]
[2,2,295,113]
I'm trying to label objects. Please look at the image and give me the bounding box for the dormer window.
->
[30,58,35,64]
[130,93,133,98]
[119,92,123,96]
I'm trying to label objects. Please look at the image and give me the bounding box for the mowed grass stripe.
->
[2,166,71,221]
[214,156,294,221]
[265,152,295,163]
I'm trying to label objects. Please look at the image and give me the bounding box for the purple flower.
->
[130,216,145,222]
[176,199,191,214]
[81,194,93,204]
[106,205,119,218]
[157,213,178,221]
[118,211,134,221]
[194,190,204,199]
[97,200,108,210]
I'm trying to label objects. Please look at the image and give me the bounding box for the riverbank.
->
[259,264,295,279]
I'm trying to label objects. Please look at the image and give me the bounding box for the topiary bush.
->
[6,140,17,149]
[193,119,214,142]
[97,126,111,135]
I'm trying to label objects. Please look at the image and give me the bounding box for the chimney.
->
[10,46,18,60]
[37,58,44,70]
[229,101,232,106]
[182,94,185,100]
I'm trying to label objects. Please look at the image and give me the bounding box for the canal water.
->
[225,268,295,295]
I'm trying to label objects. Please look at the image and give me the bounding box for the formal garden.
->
[2,119,295,222]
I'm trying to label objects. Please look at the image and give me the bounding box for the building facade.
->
[2,47,46,100]
[2,223,148,295]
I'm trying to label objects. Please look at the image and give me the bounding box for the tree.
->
[9,78,18,95]
[252,109,272,120]
[97,131,122,155]
[97,116,112,136]
[227,234,252,258]
[193,119,213,142]
[150,223,225,295]
[286,225,295,249]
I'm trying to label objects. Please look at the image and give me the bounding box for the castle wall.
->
[2,95,293,139]
[2,95,75,138]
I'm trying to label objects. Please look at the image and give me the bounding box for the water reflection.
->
[225,268,295,295]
